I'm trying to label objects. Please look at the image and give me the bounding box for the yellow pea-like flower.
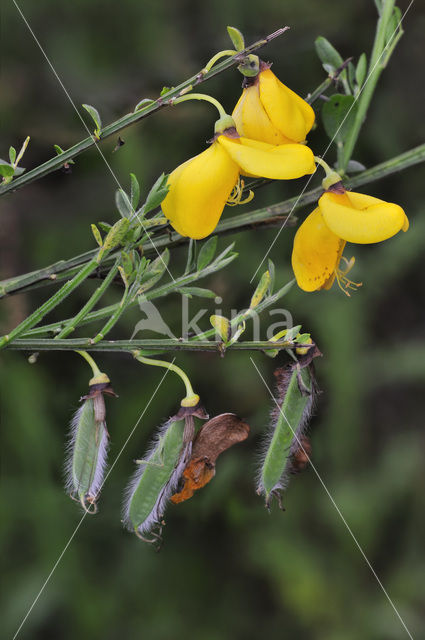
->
[161,127,316,240]
[292,190,409,294]
[232,64,315,145]
[318,191,409,243]
[161,141,239,240]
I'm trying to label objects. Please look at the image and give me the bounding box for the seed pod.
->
[123,403,208,541]
[171,413,250,504]
[65,374,116,513]
[257,347,320,508]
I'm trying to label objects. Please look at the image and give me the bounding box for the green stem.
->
[90,288,130,344]
[23,248,237,337]
[0,29,287,197]
[0,257,99,349]
[133,352,198,403]
[341,0,398,171]
[75,350,102,377]
[172,93,227,118]
[305,77,333,104]
[2,142,424,300]
[55,258,120,339]
[5,339,300,353]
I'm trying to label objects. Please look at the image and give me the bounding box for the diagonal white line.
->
[12,362,174,640]
[11,0,175,283]
[250,357,414,640]
[250,0,414,283]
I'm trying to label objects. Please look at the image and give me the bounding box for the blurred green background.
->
[1,1,424,638]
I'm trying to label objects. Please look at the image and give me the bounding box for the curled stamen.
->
[226,178,254,206]
[335,256,362,297]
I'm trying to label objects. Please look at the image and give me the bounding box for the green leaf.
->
[385,6,402,45]
[13,166,25,176]
[355,53,367,89]
[346,159,366,173]
[137,249,170,293]
[160,86,173,96]
[179,286,216,299]
[227,26,245,51]
[141,173,169,216]
[322,94,358,144]
[267,259,275,295]
[250,270,271,309]
[130,173,140,210]
[53,144,75,164]
[97,221,112,232]
[315,36,344,73]
[210,314,231,342]
[82,103,102,135]
[115,188,133,219]
[0,162,15,178]
[9,147,16,165]
[91,224,103,247]
[197,236,218,271]
[134,98,155,112]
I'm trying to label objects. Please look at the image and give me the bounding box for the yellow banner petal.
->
[232,84,293,145]
[259,69,315,143]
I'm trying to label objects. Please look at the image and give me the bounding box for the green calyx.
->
[237,54,260,77]
[214,114,236,133]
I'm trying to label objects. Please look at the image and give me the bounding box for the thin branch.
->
[0,28,288,197]
[1,141,423,298]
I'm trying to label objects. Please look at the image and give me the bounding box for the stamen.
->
[226,178,254,206]
[334,256,362,297]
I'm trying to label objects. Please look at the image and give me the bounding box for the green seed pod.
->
[123,417,191,539]
[65,375,116,512]
[257,355,319,508]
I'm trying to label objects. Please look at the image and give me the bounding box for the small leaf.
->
[91,224,103,247]
[0,162,15,178]
[250,270,271,309]
[210,314,231,342]
[385,6,402,45]
[141,173,169,216]
[13,166,25,176]
[97,218,130,262]
[82,103,102,135]
[121,251,134,279]
[134,98,155,112]
[98,221,112,232]
[197,236,218,271]
[315,36,344,73]
[355,53,367,89]
[346,159,366,173]
[227,26,245,51]
[322,94,358,144]
[9,147,16,165]
[130,173,140,210]
[267,260,275,295]
[347,61,356,93]
[115,188,133,219]
[179,286,216,299]
[160,86,173,96]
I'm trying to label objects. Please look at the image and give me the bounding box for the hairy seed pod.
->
[257,350,320,508]
[123,417,191,540]
[65,375,116,513]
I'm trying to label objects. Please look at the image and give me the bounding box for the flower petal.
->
[161,142,239,239]
[319,191,408,244]
[259,69,315,143]
[218,135,316,180]
[232,84,293,145]
[292,208,345,291]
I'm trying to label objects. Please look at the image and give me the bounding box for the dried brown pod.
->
[171,413,250,504]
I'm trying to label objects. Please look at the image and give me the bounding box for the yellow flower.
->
[292,190,409,293]
[232,64,315,145]
[162,129,315,240]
